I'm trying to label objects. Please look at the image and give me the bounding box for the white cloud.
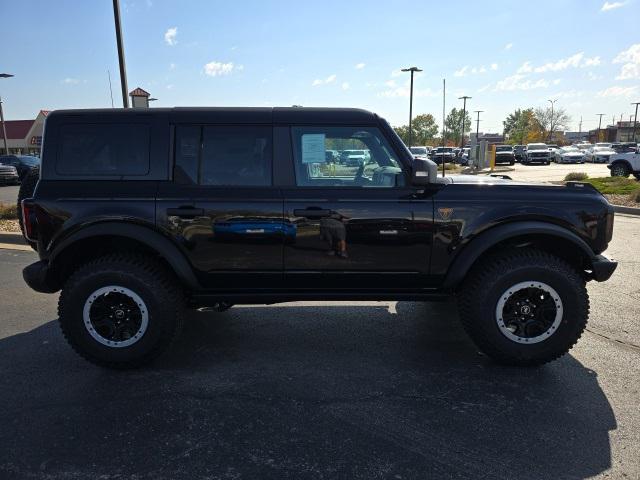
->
[166,84,174,90]
[613,43,640,79]
[494,74,549,91]
[384,80,397,87]
[504,43,513,50]
[454,66,469,77]
[553,78,562,85]
[169,63,176,70]
[517,53,602,74]
[490,63,498,71]
[601,1,627,11]
[549,89,584,99]
[164,27,177,46]
[390,69,403,77]
[477,83,491,93]
[61,77,79,85]
[597,85,638,97]
[311,74,337,86]
[203,61,240,77]
[355,63,366,69]
[341,82,350,91]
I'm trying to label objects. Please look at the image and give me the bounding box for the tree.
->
[503,108,536,145]
[443,108,472,146]
[393,113,439,146]
[533,106,571,142]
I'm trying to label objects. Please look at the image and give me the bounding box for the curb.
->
[0,231,26,245]
[613,205,640,216]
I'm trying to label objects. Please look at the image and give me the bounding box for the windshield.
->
[410,147,427,155]
[527,143,547,150]
[435,147,453,153]
[496,146,512,152]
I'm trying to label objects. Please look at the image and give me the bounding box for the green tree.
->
[443,108,472,146]
[503,108,536,145]
[393,113,439,146]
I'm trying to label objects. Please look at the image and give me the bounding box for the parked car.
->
[20,107,617,369]
[554,146,585,164]
[513,145,526,162]
[611,142,637,154]
[341,149,368,166]
[457,147,471,166]
[0,154,40,181]
[0,163,20,185]
[574,142,592,151]
[595,142,613,149]
[409,146,429,160]
[429,147,456,164]
[547,144,560,160]
[494,145,515,165]
[608,145,640,179]
[585,146,616,163]
[523,143,551,165]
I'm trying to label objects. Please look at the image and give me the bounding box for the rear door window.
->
[57,124,150,176]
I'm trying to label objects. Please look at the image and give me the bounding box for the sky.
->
[1,0,639,134]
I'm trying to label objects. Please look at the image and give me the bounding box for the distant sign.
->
[30,136,42,146]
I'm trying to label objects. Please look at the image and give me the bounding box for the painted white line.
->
[0,242,33,251]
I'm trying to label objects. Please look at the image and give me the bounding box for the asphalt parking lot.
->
[495,161,610,183]
[0,214,638,479]
[0,185,19,205]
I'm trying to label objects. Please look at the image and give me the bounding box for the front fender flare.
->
[442,221,595,290]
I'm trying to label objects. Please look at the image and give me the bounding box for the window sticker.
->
[301,134,326,164]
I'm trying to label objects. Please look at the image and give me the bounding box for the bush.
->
[0,203,18,220]
[564,172,588,181]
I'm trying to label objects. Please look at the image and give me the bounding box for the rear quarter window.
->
[56,124,150,176]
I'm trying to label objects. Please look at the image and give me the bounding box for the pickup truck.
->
[523,143,551,165]
[19,107,617,369]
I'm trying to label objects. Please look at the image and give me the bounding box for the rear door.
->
[157,123,284,289]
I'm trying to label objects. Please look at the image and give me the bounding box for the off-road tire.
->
[610,163,630,178]
[16,166,39,250]
[457,249,589,367]
[58,254,185,369]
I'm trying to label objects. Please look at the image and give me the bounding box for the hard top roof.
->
[47,107,380,125]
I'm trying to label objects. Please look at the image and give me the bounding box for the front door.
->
[282,125,434,290]
[157,124,283,289]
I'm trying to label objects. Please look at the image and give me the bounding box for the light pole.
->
[401,67,422,148]
[596,113,605,143]
[0,73,14,155]
[113,0,129,108]
[474,110,483,169]
[547,99,557,142]
[632,102,640,143]
[458,95,471,148]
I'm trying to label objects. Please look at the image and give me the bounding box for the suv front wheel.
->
[58,254,185,368]
[610,162,630,177]
[458,249,588,366]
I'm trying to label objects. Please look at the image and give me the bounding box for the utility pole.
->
[458,95,471,148]
[401,67,422,147]
[113,0,129,108]
[442,78,446,178]
[474,110,483,169]
[579,116,582,134]
[548,99,557,142]
[0,73,14,155]
[632,102,640,143]
[596,113,605,143]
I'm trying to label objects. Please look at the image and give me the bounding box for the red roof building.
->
[0,110,49,155]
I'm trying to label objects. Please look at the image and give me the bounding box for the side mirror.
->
[411,158,437,186]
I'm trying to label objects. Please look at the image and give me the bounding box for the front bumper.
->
[589,254,617,282]
[23,260,59,293]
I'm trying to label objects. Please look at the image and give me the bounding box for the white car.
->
[608,146,640,179]
[585,146,616,163]
[574,142,592,151]
[554,147,585,164]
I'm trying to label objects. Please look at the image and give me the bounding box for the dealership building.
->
[0,110,49,156]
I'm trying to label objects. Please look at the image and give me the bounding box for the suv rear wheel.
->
[458,249,588,366]
[58,254,185,368]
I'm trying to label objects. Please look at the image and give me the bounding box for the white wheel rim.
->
[82,285,149,348]
[495,281,563,344]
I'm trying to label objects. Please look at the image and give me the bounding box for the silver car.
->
[585,146,616,163]
[554,147,585,164]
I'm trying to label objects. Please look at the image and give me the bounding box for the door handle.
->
[293,208,332,218]
[167,207,204,218]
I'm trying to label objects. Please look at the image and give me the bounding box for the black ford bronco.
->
[20,107,617,368]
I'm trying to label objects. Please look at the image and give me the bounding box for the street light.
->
[632,102,640,143]
[547,99,557,142]
[596,113,605,143]
[401,67,422,148]
[0,73,14,155]
[458,95,471,148]
[474,110,483,169]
